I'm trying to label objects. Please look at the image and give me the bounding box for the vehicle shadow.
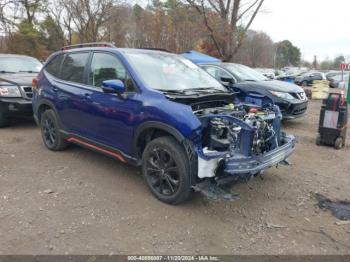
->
[4,116,37,129]
[282,118,305,128]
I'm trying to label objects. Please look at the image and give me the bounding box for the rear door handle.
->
[52,86,59,92]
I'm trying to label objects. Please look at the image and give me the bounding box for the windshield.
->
[124,52,226,92]
[0,56,42,73]
[224,63,268,82]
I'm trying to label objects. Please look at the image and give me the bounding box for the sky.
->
[136,0,350,62]
[249,0,350,62]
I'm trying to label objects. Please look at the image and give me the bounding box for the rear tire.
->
[301,81,308,87]
[334,137,344,150]
[316,134,322,146]
[142,136,192,205]
[40,109,68,151]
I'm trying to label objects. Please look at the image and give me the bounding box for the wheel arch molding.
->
[35,99,63,127]
[133,121,186,159]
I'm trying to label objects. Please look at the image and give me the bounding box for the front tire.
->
[142,136,192,205]
[301,81,308,87]
[40,109,68,151]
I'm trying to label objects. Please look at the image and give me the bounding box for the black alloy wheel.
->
[142,136,192,204]
[40,109,68,151]
[42,117,56,148]
[145,147,180,196]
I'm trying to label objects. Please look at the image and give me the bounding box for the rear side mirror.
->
[220,77,235,86]
[102,79,125,94]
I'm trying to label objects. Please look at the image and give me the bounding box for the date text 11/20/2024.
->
[127,255,219,261]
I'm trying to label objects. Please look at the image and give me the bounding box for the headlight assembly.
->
[0,85,21,98]
[270,91,294,100]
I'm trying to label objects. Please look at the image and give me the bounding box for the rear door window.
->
[204,66,234,81]
[46,54,64,77]
[315,73,323,80]
[60,52,89,84]
[203,66,220,80]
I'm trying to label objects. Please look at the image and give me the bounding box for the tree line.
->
[0,0,336,69]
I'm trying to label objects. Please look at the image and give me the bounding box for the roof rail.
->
[140,48,171,53]
[61,42,116,51]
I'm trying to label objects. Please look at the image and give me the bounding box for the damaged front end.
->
[195,103,295,178]
[166,91,296,200]
[191,99,296,199]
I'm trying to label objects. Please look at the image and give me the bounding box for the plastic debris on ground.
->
[316,193,350,221]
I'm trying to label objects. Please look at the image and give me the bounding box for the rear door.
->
[52,52,90,134]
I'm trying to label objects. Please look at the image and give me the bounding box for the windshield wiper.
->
[19,70,39,73]
[157,89,187,94]
[0,70,15,74]
[158,88,228,95]
[185,87,228,93]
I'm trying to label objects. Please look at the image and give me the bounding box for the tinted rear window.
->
[46,54,64,77]
[60,52,89,84]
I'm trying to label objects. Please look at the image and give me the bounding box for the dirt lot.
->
[0,99,349,255]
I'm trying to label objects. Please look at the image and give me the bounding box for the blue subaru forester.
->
[33,43,296,204]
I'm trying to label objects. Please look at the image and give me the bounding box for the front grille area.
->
[290,92,307,101]
[290,102,308,115]
[21,86,33,99]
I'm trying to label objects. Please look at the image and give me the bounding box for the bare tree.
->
[0,0,19,33]
[20,0,44,25]
[240,30,274,67]
[61,0,116,43]
[185,0,265,61]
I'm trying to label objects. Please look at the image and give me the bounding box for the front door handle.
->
[52,86,59,92]
[82,93,92,102]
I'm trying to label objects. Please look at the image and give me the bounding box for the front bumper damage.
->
[196,133,295,178]
[224,134,295,175]
[193,112,296,201]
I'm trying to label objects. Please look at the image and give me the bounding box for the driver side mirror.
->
[102,79,125,94]
[220,76,235,86]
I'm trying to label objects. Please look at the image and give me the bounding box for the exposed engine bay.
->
[165,92,295,181]
[196,103,278,156]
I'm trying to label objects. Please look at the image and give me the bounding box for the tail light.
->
[32,77,38,91]
[340,91,346,106]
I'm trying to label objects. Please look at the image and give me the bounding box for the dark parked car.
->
[32,43,296,204]
[0,54,42,127]
[325,71,343,88]
[198,63,308,120]
[294,71,326,86]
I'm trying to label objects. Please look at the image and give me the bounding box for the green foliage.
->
[275,40,301,67]
[40,15,65,53]
[333,55,345,69]
[133,4,144,19]
[320,58,333,70]
[7,21,47,59]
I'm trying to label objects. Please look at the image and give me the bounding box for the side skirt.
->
[60,130,139,166]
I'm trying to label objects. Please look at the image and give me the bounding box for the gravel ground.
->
[0,99,349,255]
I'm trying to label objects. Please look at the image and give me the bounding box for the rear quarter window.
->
[60,52,89,84]
[45,54,64,77]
